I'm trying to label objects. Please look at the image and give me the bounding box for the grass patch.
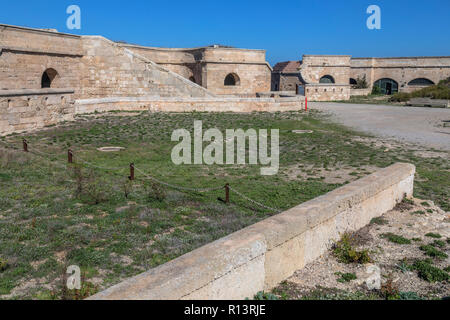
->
[419,245,448,259]
[430,240,446,248]
[412,259,449,283]
[380,233,411,244]
[370,217,388,225]
[335,272,357,283]
[425,233,442,239]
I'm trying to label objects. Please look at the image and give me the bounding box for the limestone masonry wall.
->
[79,37,213,99]
[0,24,83,92]
[121,44,272,95]
[74,96,305,114]
[0,89,75,135]
[89,163,415,300]
[274,54,450,100]
[305,84,350,101]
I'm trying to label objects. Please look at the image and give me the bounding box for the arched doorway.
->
[41,68,58,88]
[224,73,240,86]
[374,78,398,95]
[319,75,335,84]
[349,78,357,85]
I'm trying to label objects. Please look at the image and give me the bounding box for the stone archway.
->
[41,68,58,88]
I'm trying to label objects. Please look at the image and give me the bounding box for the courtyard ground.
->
[0,109,448,299]
[270,198,449,300]
[311,102,450,150]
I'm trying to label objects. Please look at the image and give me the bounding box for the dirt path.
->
[310,102,450,151]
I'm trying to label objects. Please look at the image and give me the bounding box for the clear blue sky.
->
[1,0,449,66]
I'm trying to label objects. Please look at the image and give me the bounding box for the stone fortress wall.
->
[350,56,450,93]
[0,24,300,135]
[273,54,450,101]
[121,44,272,95]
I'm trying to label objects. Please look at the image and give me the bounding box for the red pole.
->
[305,97,308,111]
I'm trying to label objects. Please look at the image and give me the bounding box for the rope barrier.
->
[2,139,282,213]
[134,166,224,193]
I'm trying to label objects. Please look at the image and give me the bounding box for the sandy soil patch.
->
[279,198,449,299]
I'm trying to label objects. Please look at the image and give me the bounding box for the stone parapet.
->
[89,163,415,300]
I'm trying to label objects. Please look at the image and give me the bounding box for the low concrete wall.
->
[305,84,350,101]
[0,88,75,135]
[74,96,306,114]
[350,88,371,96]
[89,162,415,300]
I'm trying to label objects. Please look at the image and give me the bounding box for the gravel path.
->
[310,102,450,151]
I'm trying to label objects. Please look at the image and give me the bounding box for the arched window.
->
[349,78,357,85]
[408,78,434,86]
[41,68,58,88]
[319,75,335,84]
[224,73,240,86]
[374,78,398,95]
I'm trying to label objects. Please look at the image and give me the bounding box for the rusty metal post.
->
[129,163,135,181]
[225,183,230,204]
[68,149,73,164]
[22,139,28,152]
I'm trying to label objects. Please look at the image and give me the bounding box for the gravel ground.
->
[276,198,450,300]
[310,102,450,151]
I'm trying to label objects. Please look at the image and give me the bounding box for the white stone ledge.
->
[88,162,415,300]
[75,96,304,105]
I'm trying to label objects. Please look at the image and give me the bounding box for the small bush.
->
[420,245,448,259]
[399,291,422,300]
[146,181,166,202]
[412,259,449,283]
[332,233,372,264]
[371,85,382,95]
[253,291,279,300]
[389,92,410,102]
[353,75,369,89]
[71,165,107,205]
[380,276,400,300]
[0,258,8,272]
[335,272,357,283]
[396,259,413,273]
[380,233,411,244]
[410,210,425,215]
[425,233,442,239]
